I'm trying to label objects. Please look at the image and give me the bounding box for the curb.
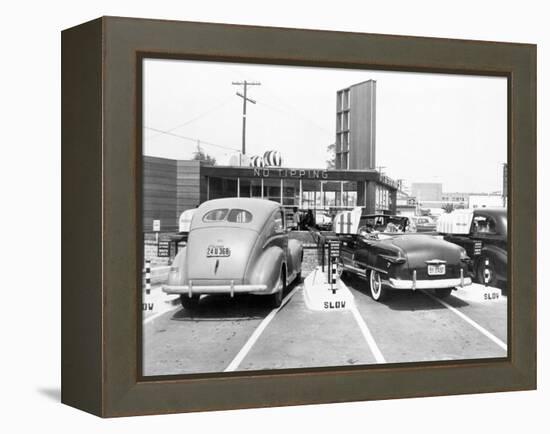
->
[303,266,355,311]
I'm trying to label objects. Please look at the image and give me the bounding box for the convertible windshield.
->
[202,208,253,223]
[357,216,410,235]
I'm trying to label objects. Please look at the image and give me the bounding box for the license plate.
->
[206,246,231,257]
[428,264,446,275]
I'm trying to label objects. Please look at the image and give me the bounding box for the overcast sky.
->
[143,59,507,193]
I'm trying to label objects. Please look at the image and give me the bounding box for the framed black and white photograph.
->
[141,60,509,376]
[61,16,537,417]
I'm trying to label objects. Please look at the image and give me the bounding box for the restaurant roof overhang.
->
[199,165,398,190]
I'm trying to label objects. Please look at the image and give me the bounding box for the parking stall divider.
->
[224,284,301,372]
[421,290,508,352]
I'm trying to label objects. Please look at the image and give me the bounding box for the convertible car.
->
[333,209,472,301]
[163,198,303,309]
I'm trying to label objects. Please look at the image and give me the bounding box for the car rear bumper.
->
[163,282,269,297]
[386,269,472,290]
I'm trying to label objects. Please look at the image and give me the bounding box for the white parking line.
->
[349,304,386,363]
[336,279,387,364]
[224,285,301,372]
[422,290,508,352]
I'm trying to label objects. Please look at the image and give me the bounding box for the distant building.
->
[335,80,376,170]
[411,182,442,204]
[396,191,417,217]
[469,194,505,209]
[441,192,469,209]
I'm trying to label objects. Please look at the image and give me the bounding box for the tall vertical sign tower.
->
[335,80,376,170]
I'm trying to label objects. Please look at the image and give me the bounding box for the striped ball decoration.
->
[263,150,283,167]
[249,155,265,167]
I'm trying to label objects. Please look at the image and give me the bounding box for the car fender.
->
[477,244,507,281]
[288,238,303,277]
[246,246,285,294]
[168,247,187,285]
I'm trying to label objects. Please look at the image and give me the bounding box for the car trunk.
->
[390,235,461,278]
[185,226,258,283]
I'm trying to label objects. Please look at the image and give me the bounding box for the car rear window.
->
[202,208,252,223]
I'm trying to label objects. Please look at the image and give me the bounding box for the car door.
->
[339,234,356,268]
[352,234,377,273]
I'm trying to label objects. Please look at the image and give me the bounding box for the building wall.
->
[350,80,376,170]
[143,158,398,231]
[143,156,178,232]
[335,80,376,170]
[176,160,201,216]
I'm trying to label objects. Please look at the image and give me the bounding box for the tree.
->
[442,203,454,213]
[326,143,336,169]
[192,144,216,165]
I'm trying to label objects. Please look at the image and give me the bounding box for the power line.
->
[145,97,235,140]
[143,126,240,152]
[255,100,333,137]
[260,86,333,135]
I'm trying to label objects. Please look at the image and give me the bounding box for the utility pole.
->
[232,80,261,165]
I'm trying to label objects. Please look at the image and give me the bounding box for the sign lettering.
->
[157,240,170,257]
[252,168,329,179]
[323,301,346,309]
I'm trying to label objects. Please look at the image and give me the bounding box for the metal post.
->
[144,260,151,295]
[280,178,283,204]
[299,179,303,209]
[340,181,344,208]
[237,177,240,198]
[242,85,247,156]
[261,178,264,199]
[232,80,261,161]
[321,240,325,272]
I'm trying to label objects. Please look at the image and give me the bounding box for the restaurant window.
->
[250,178,262,198]
[263,178,281,203]
[376,185,390,211]
[282,179,299,207]
[342,181,357,208]
[239,178,251,198]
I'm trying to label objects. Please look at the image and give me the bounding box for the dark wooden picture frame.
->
[61,16,536,417]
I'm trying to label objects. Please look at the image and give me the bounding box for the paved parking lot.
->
[142,271,507,376]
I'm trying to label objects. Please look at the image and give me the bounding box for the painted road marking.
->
[339,279,386,363]
[422,290,508,352]
[224,285,301,372]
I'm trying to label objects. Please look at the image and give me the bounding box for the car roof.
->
[474,208,507,217]
[191,198,281,231]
